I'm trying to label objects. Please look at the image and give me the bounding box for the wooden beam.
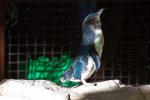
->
[0,1,8,81]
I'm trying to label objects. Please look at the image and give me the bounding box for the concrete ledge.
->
[0,79,150,100]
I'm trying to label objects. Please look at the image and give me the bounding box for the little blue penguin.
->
[60,9,104,85]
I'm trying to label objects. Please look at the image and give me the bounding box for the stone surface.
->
[138,85,150,100]
[0,79,69,100]
[0,79,150,100]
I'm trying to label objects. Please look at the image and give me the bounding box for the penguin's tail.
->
[60,68,73,83]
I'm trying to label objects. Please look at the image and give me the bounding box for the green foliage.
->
[27,55,79,87]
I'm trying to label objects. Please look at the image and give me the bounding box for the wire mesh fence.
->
[5,1,150,86]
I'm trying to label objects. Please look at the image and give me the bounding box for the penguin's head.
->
[82,9,104,29]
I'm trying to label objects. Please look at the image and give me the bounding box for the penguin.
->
[60,9,104,85]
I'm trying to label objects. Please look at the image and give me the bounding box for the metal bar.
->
[8,0,149,3]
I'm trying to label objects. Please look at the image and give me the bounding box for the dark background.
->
[4,0,150,86]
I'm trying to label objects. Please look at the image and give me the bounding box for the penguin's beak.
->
[97,8,104,15]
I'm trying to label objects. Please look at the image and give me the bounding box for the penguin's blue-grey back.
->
[60,55,88,81]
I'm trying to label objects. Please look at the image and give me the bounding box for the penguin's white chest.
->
[94,29,102,42]
[93,29,104,58]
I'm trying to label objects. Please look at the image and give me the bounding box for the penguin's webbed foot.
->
[81,80,95,86]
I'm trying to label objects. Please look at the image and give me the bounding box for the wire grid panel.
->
[99,2,150,86]
[5,1,150,86]
[5,2,81,79]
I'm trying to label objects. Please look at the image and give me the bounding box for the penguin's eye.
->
[90,17,94,19]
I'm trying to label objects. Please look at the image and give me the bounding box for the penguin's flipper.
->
[73,56,88,80]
